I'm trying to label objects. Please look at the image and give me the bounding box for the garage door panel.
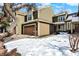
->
[23,25,35,35]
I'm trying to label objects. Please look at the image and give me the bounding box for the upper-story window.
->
[58,16,65,22]
[24,10,38,22]
[61,16,65,21]
[52,15,65,22]
[52,16,58,22]
[28,14,32,21]
[33,10,38,19]
[24,15,27,22]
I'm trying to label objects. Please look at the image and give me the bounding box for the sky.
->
[35,3,78,14]
[0,3,78,14]
[19,3,78,14]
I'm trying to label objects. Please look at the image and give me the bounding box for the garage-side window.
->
[33,11,38,19]
[24,15,27,22]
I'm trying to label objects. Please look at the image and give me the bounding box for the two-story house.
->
[52,12,78,34]
[65,12,79,33]
[52,12,67,33]
[8,6,79,36]
[15,6,53,36]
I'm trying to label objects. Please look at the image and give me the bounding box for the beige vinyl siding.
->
[38,22,49,36]
[38,7,52,23]
[67,22,71,30]
[16,14,24,34]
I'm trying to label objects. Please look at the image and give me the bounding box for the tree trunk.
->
[0,3,36,40]
[0,3,16,40]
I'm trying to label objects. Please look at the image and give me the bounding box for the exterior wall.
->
[52,13,67,32]
[64,24,67,31]
[16,14,25,35]
[56,24,65,32]
[38,22,49,36]
[23,6,53,23]
[66,22,71,30]
[71,23,79,33]
[15,7,53,36]
[38,7,53,23]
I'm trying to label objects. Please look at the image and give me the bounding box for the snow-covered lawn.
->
[4,34,79,56]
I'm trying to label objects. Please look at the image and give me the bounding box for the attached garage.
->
[22,21,53,36]
[23,25,35,35]
[22,22,38,36]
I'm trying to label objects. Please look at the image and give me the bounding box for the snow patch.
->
[4,34,79,56]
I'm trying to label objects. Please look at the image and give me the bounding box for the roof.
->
[52,12,78,17]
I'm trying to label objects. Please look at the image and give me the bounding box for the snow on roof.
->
[72,17,79,22]
[67,16,72,21]
[67,16,79,22]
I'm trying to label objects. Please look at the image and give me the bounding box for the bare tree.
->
[0,3,37,56]
[69,34,79,52]
[0,3,37,41]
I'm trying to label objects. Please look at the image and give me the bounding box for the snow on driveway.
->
[4,34,79,56]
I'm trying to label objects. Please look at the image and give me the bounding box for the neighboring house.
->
[52,12,78,34]
[52,12,67,33]
[65,12,79,33]
[15,6,53,36]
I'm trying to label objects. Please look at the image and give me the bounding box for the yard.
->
[4,34,79,56]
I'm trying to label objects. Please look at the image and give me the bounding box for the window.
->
[33,11,38,19]
[24,15,27,22]
[60,16,62,21]
[59,16,65,22]
[52,16,58,22]
[28,14,32,21]
[52,15,65,22]
[61,16,65,21]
